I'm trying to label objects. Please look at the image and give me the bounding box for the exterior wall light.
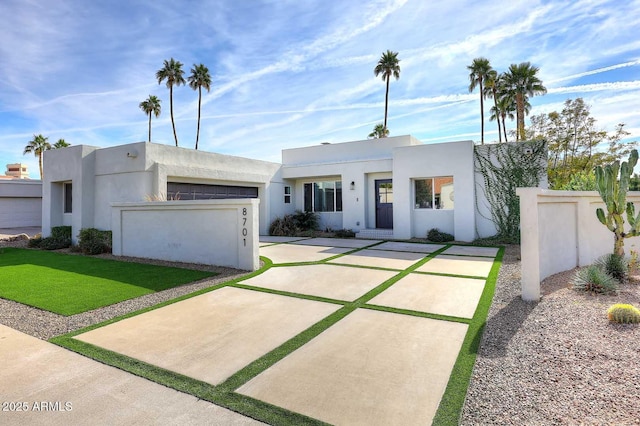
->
[350,181,355,190]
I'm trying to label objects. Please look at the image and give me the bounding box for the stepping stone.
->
[237,309,468,425]
[292,238,380,248]
[442,245,499,257]
[260,244,350,264]
[369,273,486,318]
[75,287,339,385]
[416,255,495,277]
[328,249,425,270]
[370,241,445,253]
[239,264,396,301]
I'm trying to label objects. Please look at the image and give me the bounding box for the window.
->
[415,177,454,209]
[284,186,291,204]
[303,181,343,212]
[166,183,258,200]
[64,182,73,213]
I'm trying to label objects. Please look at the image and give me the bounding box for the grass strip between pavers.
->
[50,242,502,425]
[431,246,504,426]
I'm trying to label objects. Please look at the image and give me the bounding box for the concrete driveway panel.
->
[369,241,445,253]
[369,273,486,318]
[75,287,339,385]
[237,309,468,425]
[291,237,381,248]
[259,244,350,264]
[258,236,310,243]
[416,255,495,277]
[328,249,425,270]
[239,264,397,301]
[0,325,259,426]
[442,245,500,257]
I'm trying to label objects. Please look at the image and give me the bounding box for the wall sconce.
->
[350,181,355,190]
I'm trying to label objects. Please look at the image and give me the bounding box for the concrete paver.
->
[0,325,259,426]
[369,241,445,253]
[328,248,425,270]
[258,236,309,243]
[416,254,495,277]
[237,309,468,426]
[292,237,381,248]
[369,273,486,318]
[75,287,340,385]
[259,243,350,264]
[442,245,499,257]
[239,264,397,301]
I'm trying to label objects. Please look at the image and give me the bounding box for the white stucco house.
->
[42,135,544,243]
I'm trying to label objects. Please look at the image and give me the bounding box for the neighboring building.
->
[42,136,546,243]
[1,163,31,180]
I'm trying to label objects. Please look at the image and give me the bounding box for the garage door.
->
[167,182,258,200]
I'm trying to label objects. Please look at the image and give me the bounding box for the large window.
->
[63,182,72,213]
[167,182,258,200]
[304,181,342,212]
[415,177,454,209]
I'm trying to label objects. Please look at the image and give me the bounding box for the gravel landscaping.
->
[461,245,640,425]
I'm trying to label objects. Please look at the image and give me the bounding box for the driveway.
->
[1,237,500,425]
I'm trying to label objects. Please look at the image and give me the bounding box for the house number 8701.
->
[242,208,248,246]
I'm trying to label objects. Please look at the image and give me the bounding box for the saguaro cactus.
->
[595,149,640,256]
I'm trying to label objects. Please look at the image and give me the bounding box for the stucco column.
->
[517,187,541,301]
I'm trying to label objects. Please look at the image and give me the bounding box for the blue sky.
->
[1,0,639,178]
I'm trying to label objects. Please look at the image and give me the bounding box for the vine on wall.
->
[475,141,547,243]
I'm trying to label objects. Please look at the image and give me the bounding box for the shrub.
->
[293,210,319,231]
[51,226,72,241]
[39,237,71,250]
[78,228,112,255]
[30,226,72,250]
[334,229,356,238]
[427,228,454,242]
[607,304,640,324]
[269,215,298,236]
[594,253,628,282]
[572,265,619,294]
[28,236,43,248]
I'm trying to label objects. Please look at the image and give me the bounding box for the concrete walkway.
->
[2,237,500,425]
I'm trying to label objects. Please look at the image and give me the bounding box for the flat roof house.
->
[42,136,543,244]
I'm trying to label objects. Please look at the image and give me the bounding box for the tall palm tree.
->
[503,62,547,141]
[139,95,162,142]
[467,57,493,145]
[23,134,51,180]
[53,139,70,149]
[368,123,389,139]
[156,58,185,147]
[188,63,212,150]
[483,69,501,143]
[374,50,401,132]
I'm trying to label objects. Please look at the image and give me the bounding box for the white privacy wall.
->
[517,188,640,301]
[111,199,260,271]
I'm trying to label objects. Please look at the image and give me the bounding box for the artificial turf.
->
[0,248,215,316]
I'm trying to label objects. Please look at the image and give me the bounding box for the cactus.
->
[607,303,640,324]
[595,149,640,256]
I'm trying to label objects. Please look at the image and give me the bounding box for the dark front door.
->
[375,179,393,229]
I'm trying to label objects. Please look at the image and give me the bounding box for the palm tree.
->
[368,123,389,139]
[483,69,501,143]
[374,50,401,132]
[188,63,212,150]
[53,139,70,149]
[467,57,493,145]
[156,58,185,147]
[23,134,51,180]
[139,95,162,142]
[503,62,547,141]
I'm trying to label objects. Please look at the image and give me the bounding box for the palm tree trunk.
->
[502,114,508,142]
[516,93,525,141]
[195,87,202,150]
[148,112,152,142]
[493,90,501,143]
[170,86,179,147]
[479,80,484,145]
[38,153,44,180]
[383,76,390,130]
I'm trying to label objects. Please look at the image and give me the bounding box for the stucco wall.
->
[393,140,477,241]
[0,180,42,228]
[517,188,640,301]
[112,199,259,270]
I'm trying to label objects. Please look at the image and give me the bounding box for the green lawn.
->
[0,248,216,316]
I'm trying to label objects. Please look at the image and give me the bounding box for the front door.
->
[375,179,393,229]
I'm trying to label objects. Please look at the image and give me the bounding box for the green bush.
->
[572,265,619,294]
[51,226,72,241]
[427,228,454,242]
[334,229,356,238]
[594,253,628,282]
[29,226,72,250]
[293,210,319,231]
[78,228,112,255]
[607,303,640,324]
[269,215,298,236]
[27,236,43,248]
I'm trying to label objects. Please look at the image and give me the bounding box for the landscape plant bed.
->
[0,248,216,316]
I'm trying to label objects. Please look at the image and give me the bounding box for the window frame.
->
[414,177,454,210]
[284,186,291,204]
[63,182,73,214]
[303,180,343,213]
